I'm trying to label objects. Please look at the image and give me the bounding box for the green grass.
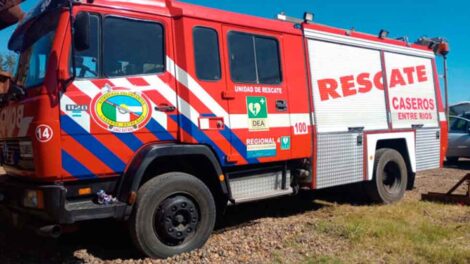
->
[304,255,343,264]
[291,201,470,264]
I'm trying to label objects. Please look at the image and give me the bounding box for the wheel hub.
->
[155,195,199,244]
[383,161,402,194]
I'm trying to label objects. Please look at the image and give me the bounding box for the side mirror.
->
[0,71,11,95]
[73,12,90,52]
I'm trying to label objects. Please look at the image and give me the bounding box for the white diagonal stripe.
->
[108,78,132,88]
[166,56,176,76]
[140,76,200,126]
[73,80,101,98]
[141,75,177,106]
[167,57,230,124]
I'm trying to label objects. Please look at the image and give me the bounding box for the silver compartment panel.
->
[230,171,292,203]
[316,133,364,189]
[416,128,441,171]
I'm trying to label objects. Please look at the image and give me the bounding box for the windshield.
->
[14,11,59,89]
[16,31,55,88]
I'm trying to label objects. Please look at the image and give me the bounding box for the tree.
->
[0,52,17,73]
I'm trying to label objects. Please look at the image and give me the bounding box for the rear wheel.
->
[366,148,408,204]
[130,172,216,258]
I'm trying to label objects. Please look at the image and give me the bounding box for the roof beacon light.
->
[438,42,450,56]
[415,37,450,56]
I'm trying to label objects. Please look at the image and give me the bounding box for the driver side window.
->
[72,13,99,79]
[450,117,468,133]
[72,14,165,79]
[103,17,165,77]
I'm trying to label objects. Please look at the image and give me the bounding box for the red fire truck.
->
[0,0,448,258]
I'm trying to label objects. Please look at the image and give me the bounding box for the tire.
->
[366,148,408,204]
[446,157,459,163]
[130,172,216,258]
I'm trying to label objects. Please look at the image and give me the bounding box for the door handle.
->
[276,100,288,111]
[155,104,176,112]
[348,126,364,132]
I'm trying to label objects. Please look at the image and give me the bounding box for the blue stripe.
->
[201,113,217,117]
[61,116,127,172]
[220,127,259,164]
[62,150,97,180]
[171,115,228,165]
[113,133,143,152]
[146,119,175,141]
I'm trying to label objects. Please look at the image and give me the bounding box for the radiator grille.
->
[1,140,19,167]
[0,140,34,171]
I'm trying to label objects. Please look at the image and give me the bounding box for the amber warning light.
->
[416,37,450,57]
[438,42,450,56]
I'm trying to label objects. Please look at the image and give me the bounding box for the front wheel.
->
[366,148,408,204]
[130,172,216,258]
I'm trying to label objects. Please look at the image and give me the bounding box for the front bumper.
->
[0,175,127,227]
[0,175,67,225]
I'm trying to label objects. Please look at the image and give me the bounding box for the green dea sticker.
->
[280,136,291,150]
[247,96,268,131]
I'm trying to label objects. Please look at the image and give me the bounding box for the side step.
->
[229,170,293,204]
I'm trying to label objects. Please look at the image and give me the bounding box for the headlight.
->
[23,190,44,209]
[19,141,33,159]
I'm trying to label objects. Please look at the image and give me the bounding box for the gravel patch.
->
[0,162,469,263]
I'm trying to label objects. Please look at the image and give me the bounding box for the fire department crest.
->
[91,87,151,133]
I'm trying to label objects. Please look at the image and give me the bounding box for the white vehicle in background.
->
[447,115,470,163]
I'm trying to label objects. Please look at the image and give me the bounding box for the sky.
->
[0,0,468,104]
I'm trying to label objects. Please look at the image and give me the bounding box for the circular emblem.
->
[36,124,53,143]
[91,89,151,133]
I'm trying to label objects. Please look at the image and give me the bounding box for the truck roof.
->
[86,0,435,54]
[303,23,434,54]
[83,0,301,35]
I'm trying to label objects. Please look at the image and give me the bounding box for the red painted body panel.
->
[0,0,446,187]
[431,60,448,166]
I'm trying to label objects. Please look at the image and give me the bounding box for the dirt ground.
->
[0,162,469,264]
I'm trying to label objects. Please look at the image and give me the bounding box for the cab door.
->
[221,26,292,164]
[172,17,232,164]
[60,11,177,179]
